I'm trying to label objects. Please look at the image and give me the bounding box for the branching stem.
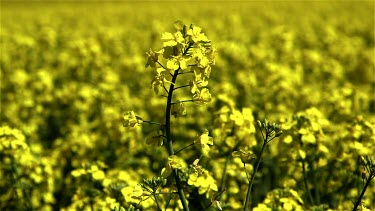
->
[142,120,164,126]
[352,174,374,211]
[302,157,314,205]
[219,154,230,201]
[310,158,320,204]
[153,192,162,211]
[173,84,190,90]
[171,100,194,105]
[165,67,190,211]
[298,134,314,205]
[178,70,194,75]
[243,140,267,211]
[174,142,195,155]
[202,188,226,211]
[163,84,169,94]
[157,61,165,69]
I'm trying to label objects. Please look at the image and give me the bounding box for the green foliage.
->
[1,1,374,210]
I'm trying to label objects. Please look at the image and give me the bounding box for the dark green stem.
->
[153,192,162,211]
[177,70,194,75]
[310,158,320,204]
[173,84,190,90]
[171,99,194,104]
[157,61,165,69]
[244,141,267,211]
[202,188,226,211]
[165,68,190,211]
[174,142,195,155]
[298,134,314,205]
[142,120,163,126]
[352,174,374,211]
[302,158,314,205]
[10,156,32,210]
[219,155,230,201]
[90,199,94,211]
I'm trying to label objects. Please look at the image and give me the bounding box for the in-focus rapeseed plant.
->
[1,1,374,210]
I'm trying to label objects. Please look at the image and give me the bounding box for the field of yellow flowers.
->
[1,1,374,210]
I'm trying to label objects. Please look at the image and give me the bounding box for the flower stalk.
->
[164,67,190,211]
[243,120,282,211]
[129,21,216,210]
[243,141,267,211]
[352,156,375,211]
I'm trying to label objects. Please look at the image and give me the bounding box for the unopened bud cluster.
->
[257,119,283,143]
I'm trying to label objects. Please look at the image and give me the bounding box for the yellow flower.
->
[188,168,218,197]
[230,110,244,126]
[171,101,187,118]
[92,170,105,180]
[187,26,209,43]
[161,155,185,177]
[161,31,184,47]
[232,149,256,164]
[123,111,142,128]
[194,129,214,156]
[145,48,161,68]
[145,129,164,146]
[193,88,212,105]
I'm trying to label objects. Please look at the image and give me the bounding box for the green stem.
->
[177,70,194,75]
[153,192,162,211]
[165,67,190,211]
[298,134,314,205]
[202,188,226,211]
[173,84,190,90]
[142,120,163,126]
[90,198,94,211]
[302,158,314,205]
[174,142,195,155]
[171,99,194,104]
[244,141,267,211]
[352,174,374,211]
[310,157,320,204]
[219,155,230,201]
[157,61,165,69]
[10,156,32,210]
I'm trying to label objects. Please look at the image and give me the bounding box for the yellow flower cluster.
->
[1,1,374,210]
